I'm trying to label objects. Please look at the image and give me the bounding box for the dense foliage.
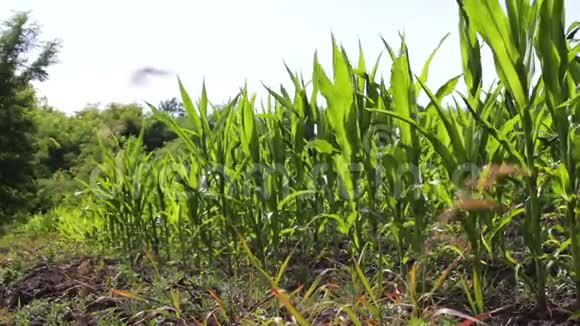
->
[0,12,58,222]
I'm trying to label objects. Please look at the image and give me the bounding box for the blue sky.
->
[1,0,579,113]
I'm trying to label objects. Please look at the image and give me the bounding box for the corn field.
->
[75,0,580,318]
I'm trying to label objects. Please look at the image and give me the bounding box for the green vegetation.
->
[0,12,59,222]
[2,0,580,324]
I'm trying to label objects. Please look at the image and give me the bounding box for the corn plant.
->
[67,0,580,319]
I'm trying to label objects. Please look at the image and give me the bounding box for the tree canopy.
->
[0,12,59,222]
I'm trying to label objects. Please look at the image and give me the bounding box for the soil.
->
[444,280,579,325]
[1,256,118,308]
[2,254,580,325]
[0,256,125,324]
[489,309,578,326]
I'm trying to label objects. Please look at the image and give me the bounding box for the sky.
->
[1,0,579,114]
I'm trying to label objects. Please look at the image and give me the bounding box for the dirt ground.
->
[1,251,579,325]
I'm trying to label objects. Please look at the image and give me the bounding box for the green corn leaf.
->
[416,33,450,96]
[458,4,482,99]
[307,139,340,155]
[239,91,260,163]
[370,52,382,81]
[199,81,211,138]
[390,42,416,150]
[416,76,467,161]
[263,84,299,116]
[314,39,359,158]
[537,0,569,109]
[147,102,201,158]
[367,108,458,174]
[333,154,355,202]
[381,36,397,61]
[356,40,367,93]
[178,77,203,134]
[317,213,350,234]
[462,0,529,109]
[278,190,316,210]
[460,94,526,166]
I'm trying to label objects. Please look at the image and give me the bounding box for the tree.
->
[0,12,59,223]
[158,97,185,117]
[143,117,177,151]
